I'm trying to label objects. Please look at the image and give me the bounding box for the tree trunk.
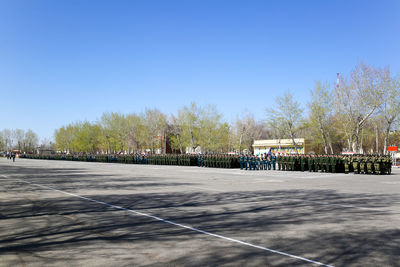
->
[353,126,360,153]
[375,124,379,154]
[328,141,334,154]
[290,132,298,153]
[163,131,167,154]
[319,126,328,154]
[190,127,195,151]
[360,128,364,154]
[177,134,183,154]
[238,133,243,154]
[326,132,334,154]
[343,126,352,151]
[383,118,394,155]
[384,127,390,155]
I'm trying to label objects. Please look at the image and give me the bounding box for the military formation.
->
[197,154,240,168]
[239,153,277,170]
[18,153,392,174]
[19,153,240,168]
[274,154,392,175]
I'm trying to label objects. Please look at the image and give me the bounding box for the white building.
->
[252,138,310,156]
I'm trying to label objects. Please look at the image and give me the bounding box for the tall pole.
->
[336,73,339,90]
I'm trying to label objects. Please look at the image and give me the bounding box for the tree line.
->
[54,104,264,154]
[7,62,399,155]
[0,129,39,153]
[54,63,400,155]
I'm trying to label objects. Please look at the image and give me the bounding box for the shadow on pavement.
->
[0,164,399,266]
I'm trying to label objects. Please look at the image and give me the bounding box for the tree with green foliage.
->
[308,81,334,154]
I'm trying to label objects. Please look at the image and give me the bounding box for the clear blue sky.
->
[1,0,399,141]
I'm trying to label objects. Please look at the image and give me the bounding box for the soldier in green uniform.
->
[374,156,382,174]
[277,153,281,170]
[352,155,360,174]
[300,155,305,172]
[224,155,229,168]
[383,155,392,174]
[344,155,350,174]
[283,155,288,171]
[330,155,336,173]
[291,155,296,171]
[321,155,328,172]
[307,155,314,172]
[359,156,366,174]
[366,156,373,174]
[313,155,318,172]
[281,155,286,171]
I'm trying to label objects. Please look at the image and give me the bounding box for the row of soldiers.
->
[20,153,199,166]
[197,154,240,168]
[18,153,392,174]
[276,154,392,175]
[20,153,239,168]
[239,154,277,170]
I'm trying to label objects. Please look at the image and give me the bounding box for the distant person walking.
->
[11,152,16,162]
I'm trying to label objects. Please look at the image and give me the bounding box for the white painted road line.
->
[6,177,335,267]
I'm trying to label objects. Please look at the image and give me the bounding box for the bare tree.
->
[267,92,304,152]
[0,129,13,151]
[335,63,387,153]
[24,129,39,152]
[233,111,267,154]
[380,75,400,154]
[168,114,184,153]
[13,129,25,151]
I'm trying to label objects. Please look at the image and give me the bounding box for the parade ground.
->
[0,158,399,267]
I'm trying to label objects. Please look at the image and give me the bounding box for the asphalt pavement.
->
[0,157,399,267]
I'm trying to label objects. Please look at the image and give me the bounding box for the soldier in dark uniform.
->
[276,153,280,170]
[197,154,202,167]
[266,154,271,170]
[240,155,244,170]
[271,153,276,170]
[261,154,266,170]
